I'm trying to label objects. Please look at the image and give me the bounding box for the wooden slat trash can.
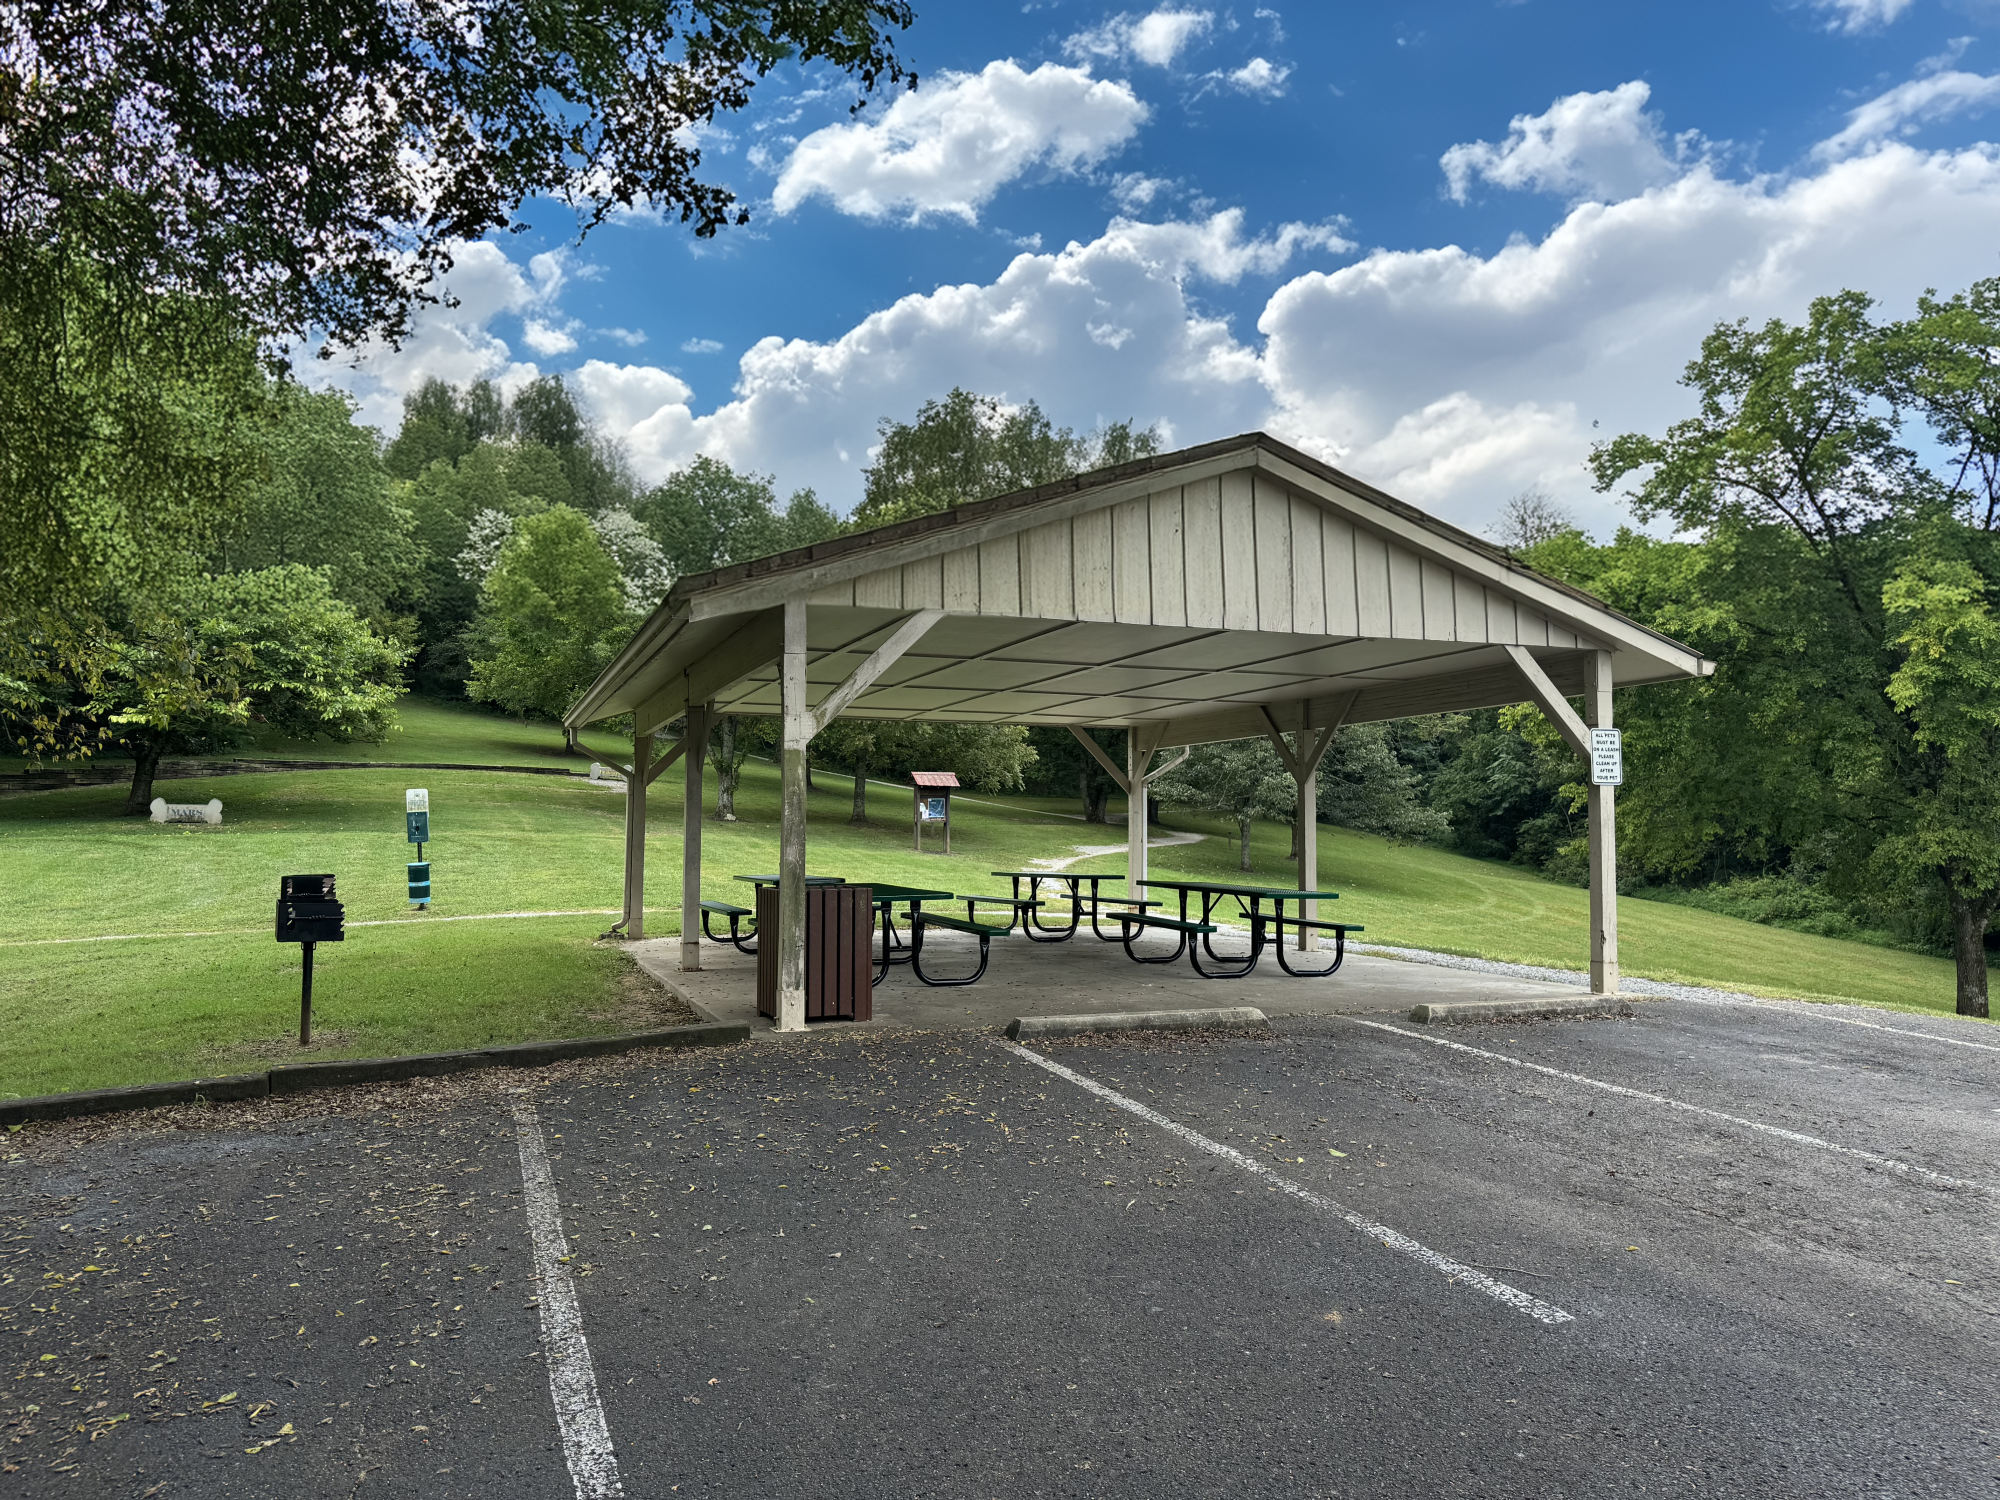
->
[756,884,874,1021]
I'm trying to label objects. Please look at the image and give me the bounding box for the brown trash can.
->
[756,883,874,1022]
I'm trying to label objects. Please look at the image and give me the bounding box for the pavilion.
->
[563,432,1712,1030]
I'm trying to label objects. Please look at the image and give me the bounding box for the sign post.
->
[910,772,959,854]
[1589,728,1624,787]
[275,873,345,1045]
[406,789,431,907]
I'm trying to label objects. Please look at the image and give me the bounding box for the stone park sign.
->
[149,797,222,825]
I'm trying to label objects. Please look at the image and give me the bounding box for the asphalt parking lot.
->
[4,996,1996,1499]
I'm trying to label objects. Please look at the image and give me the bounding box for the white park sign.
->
[150,797,222,824]
[1590,728,1624,787]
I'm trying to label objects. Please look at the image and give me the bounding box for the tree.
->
[1881,277,2000,532]
[390,378,645,695]
[3,567,407,812]
[636,456,844,579]
[708,715,775,821]
[0,268,270,636]
[590,510,676,614]
[1316,725,1451,842]
[812,720,1037,824]
[505,375,638,512]
[384,379,506,480]
[1491,485,1578,551]
[5,1,916,351]
[1880,541,2000,1015]
[219,384,422,626]
[466,507,631,720]
[1153,740,1292,871]
[1021,726,1126,822]
[852,389,1163,528]
[1591,288,2000,1014]
[3,4,913,687]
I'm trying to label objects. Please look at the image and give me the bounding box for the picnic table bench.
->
[989,870,1162,941]
[698,898,758,951]
[908,909,1014,986]
[1133,879,1357,978]
[866,883,956,982]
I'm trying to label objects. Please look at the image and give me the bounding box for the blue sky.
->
[330,0,2000,535]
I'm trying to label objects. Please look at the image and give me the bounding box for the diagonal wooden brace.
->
[810,610,945,734]
[1502,646,1592,756]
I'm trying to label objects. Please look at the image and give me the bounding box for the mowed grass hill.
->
[0,698,1969,1100]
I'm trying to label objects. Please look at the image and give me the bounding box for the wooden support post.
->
[681,702,709,973]
[624,730,652,939]
[1126,732,1149,892]
[1298,765,1318,951]
[777,600,810,1032]
[1259,702,1347,952]
[1586,649,1619,996]
[1122,724,1183,893]
[1504,646,1618,997]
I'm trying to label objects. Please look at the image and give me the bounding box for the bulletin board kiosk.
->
[911,771,959,854]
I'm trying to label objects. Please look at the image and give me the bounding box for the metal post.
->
[681,702,708,973]
[777,599,810,1032]
[625,730,652,939]
[299,941,315,1046]
[1586,650,1619,995]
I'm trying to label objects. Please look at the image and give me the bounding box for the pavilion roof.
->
[566,431,1710,747]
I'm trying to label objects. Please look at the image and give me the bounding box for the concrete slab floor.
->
[629,926,1593,1037]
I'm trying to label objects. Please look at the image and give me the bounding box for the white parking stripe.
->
[997,1040,1575,1326]
[512,1097,625,1499]
[1352,941,2000,1059]
[1670,994,2000,1056]
[1338,1016,1988,1194]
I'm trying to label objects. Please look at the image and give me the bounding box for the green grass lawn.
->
[0,749,1973,1100]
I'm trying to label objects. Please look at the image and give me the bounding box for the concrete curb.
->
[1409,997,1634,1024]
[1006,1006,1268,1040]
[0,1022,750,1128]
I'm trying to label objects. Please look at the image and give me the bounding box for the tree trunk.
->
[714,716,738,821]
[1238,816,1253,872]
[1288,818,1301,859]
[850,757,870,825]
[1082,774,1109,824]
[1951,891,1994,1019]
[123,743,163,816]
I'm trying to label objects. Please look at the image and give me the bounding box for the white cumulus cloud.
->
[318,239,543,433]
[1809,0,1913,33]
[1066,9,1214,68]
[771,61,1148,223]
[561,209,1341,489]
[1226,58,1292,97]
[1815,69,2000,159]
[570,361,700,479]
[1261,139,2000,519]
[521,318,578,356]
[1441,81,1685,204]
